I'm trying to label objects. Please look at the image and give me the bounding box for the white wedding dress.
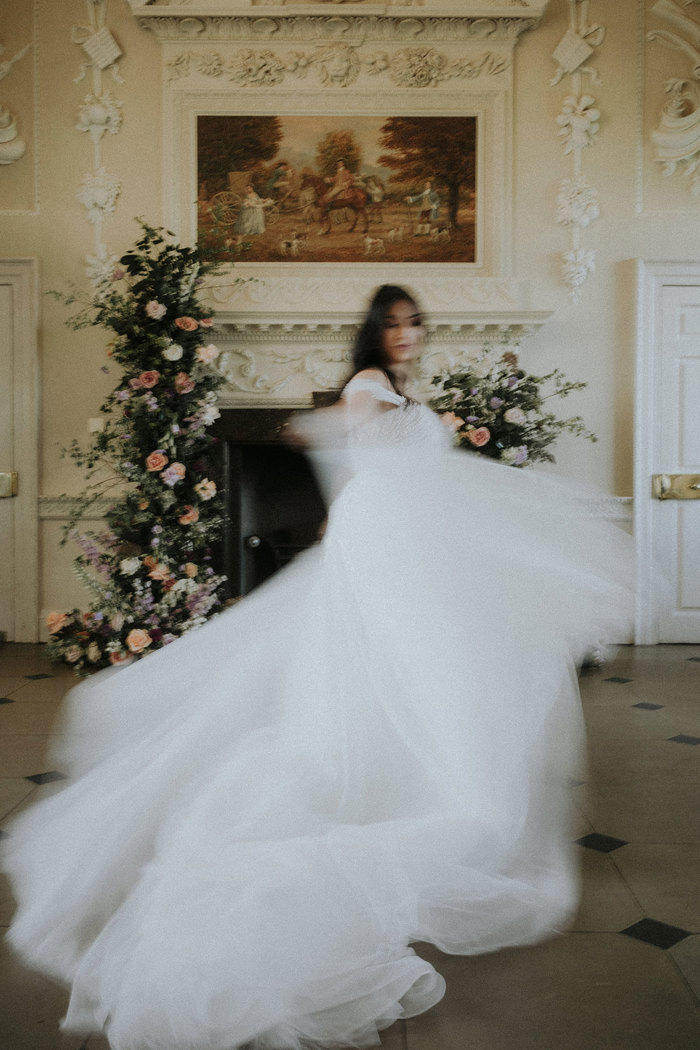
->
[4,378,635,1050]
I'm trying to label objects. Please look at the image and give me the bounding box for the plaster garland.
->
[550,0,605,301]
[71,0,125,282]
[647,0,700,198]
[167,42,509,84]
[0,40,31,165]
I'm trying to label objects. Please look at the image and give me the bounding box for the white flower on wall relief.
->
[76,92,122,144]
[556,174,600,227]
[77,167,121,225]
[556,95,600,154]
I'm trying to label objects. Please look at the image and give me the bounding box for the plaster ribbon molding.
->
[71,0,125,283]
[647,0,700,198]
[0,40,31,165]
[550,0,605,301]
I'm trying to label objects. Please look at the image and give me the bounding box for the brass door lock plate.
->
[652,474,700,500]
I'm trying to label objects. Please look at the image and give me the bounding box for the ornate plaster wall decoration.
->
[71,1,125,282]
[168,43,509,85]
[0,40,31,165]
[647,0,700,197]
[551,0,605,301]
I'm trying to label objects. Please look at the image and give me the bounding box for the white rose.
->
[87,641,102,663]
[119,557,141,576]
[200,404,220,426]
[504,407,526,425]
[162,341,184,362]
[500,447,518,465]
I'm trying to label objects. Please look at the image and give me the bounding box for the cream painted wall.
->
[1,0,697,620]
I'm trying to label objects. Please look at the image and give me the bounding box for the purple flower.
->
[466,415,479,423]
[116,390,130,402]
[151,537,160,548]
[489,397,504,409]
[152,524,163,534]
[514,445,529,465]
[506,376,519,388]
[470,387,479,396]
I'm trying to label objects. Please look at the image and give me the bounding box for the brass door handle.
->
[652,474,700,500]
[0,472,18,498]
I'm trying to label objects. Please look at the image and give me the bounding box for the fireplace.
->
[212,405,331,597]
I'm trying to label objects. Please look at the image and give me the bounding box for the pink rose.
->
[145,300,167,320]
[160,462,186,487]
[139,370,160,389]
[126,628,152,654]
[504,407,526,425]
[467,427,491,448]
[146,450,169,472]
[200,317,214,328]
[178,504,199,525]
[196,343,219,364]
[175,372,196,394]
[129,376,144,390]
[46,611,70,634]
[175,316,198,331]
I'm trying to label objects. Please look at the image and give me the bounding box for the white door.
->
[0,260,39,641]
[635,263,700,643]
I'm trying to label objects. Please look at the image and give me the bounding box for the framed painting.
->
[196,114,477,265]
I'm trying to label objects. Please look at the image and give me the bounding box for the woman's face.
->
[380,299,424,367]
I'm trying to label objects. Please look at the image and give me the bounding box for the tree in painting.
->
[197,116,282,194]
[378,117,476,230]
[315,130,363,178]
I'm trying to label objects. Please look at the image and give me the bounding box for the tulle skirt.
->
[3,447,634,1050]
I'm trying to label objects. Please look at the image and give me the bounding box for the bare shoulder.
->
[346,368,392,389]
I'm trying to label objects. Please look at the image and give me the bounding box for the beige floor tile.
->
[0,735,52,778]
[0,937,86,1050]
[380,1020,407,1050]
[0,701,62,736]
[9,676,74,704]
[405,934,700,1050]
[0,644,56,676]
[583,774,700,844]
[572,849,644,933]
[670,935,700,1003]
[612,844,700,932]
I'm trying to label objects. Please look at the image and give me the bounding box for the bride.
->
[4,285,634,1050]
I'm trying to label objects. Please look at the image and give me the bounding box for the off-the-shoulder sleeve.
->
[342,377,406,407]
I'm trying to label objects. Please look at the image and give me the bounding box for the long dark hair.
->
[350,284,423,392]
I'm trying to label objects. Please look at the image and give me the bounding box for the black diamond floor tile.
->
[605,676,633,683]
[575,832,628,853]
[24,672,54,680]
[25,770,67,785]
[668,734,700,746]
[687,656,700,662]
[632,701,664,710]
[0,829,8,841]
[0,696,14,704]
[621,918,692,950]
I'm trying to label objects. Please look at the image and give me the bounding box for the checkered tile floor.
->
[1,642,699,1049]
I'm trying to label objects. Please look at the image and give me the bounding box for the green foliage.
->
[430,347,596,467]
[46,222,234,676]
[315,130,362,178]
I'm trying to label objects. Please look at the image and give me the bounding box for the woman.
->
[4,286,634,1050]
[232,184,268,245]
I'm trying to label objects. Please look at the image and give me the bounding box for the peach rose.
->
[109,650,132,665]
[139,370,160,389]
[143,555,158,571]
[467,427,491,448]
[440,411,463,434]
[196,343,219,365]
[148,562,171,582]
[175,372,196,394]
[194,478,217,501]
[126,628,152,654]
[146,450,168,472]
[65,645,82,663]
[138,498,150,510]
[178,505,200,525]
[184,562,198,578]
[46,611,70,634]
[160,462,186,487]
[175,316,198,332]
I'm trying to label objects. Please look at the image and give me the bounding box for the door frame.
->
[634,259,700,644]
[0,259,39,641]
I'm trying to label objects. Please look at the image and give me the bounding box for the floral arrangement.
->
[430,348,596,467]
[46,223,231,675]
